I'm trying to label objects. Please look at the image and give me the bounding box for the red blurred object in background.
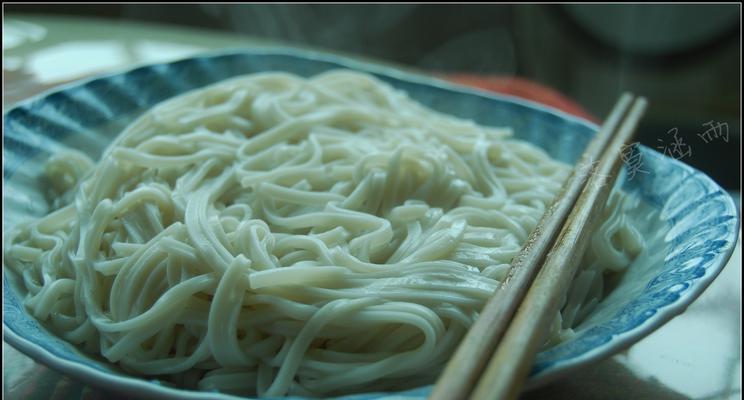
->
[443,74,599,123]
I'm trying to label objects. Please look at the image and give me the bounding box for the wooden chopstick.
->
[471,96,647,399]
[430,94,647,400]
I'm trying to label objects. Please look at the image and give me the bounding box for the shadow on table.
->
[5,341,687,400]
[521,357,688,400]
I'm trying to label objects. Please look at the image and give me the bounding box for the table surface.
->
[3,14,742,400]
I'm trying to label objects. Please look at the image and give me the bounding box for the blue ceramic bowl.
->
[3,48,739,399]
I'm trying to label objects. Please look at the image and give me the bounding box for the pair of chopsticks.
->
[431,94,647,400]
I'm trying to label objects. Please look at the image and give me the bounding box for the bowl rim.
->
[4,46,602,132]
[525,145,740,389]
[3,46,740,399]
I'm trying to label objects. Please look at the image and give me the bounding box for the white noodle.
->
[3,70,644,397]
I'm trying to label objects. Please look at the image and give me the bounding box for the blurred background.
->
[4,4,740,191]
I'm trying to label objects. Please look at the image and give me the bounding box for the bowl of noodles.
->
[3,49,739,399]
